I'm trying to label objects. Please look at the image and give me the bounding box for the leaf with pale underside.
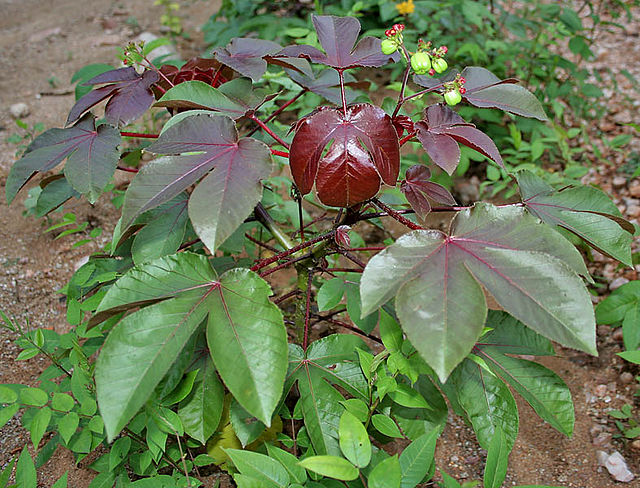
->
[360,203,596,381]
[517,170,633,266]
[120,113,272,252]
[155,78,271,119]
[289,103,400,207]
[6,114,120,204]
[416,104,503,174]
[279,15,399,69]
[213,38,282,81]
[95,253,287,439]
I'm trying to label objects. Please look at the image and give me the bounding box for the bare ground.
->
[0,1,639,487]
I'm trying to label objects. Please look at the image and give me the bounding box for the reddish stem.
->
[325,267,363,273]
[117,165,139,173]
[260,252,312,277]
[343,247,386,252]
[246,90,307,138]
[120,131,159,139]
[399,131,417,146]
[249,115,290,150]
[273,289,301,305]
[271,149,290,158]
[371,198,423,230]
[392,57,413,118]
[178,238,200,251]
[250,231,335,272]
[244,233,279,253]
[302,272,313,350]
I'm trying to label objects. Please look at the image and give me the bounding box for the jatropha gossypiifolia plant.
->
[4,13,635,488]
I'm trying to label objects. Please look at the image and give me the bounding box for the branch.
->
[249,114,290,150]
[120,131,159,139]
[371,198,422,230]
[250,230,335,272]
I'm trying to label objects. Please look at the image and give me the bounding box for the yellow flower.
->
[396,0,415,15]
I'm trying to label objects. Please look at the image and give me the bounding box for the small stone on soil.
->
[613,176,627,188]
[9,103,30,119]
[610,277,630,290]
[620,372,634,384]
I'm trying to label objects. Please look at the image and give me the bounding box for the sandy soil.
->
[0,1,639,487]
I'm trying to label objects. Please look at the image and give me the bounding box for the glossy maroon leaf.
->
[279,15,399,69]
[6,114,120,204]
[416,104,503,174]
[286,68,369,105]
[153,57,234,95]
[400,165,456,219]
[67,67,160,127]
[392,115,414,137]
[120,113,272,252]
[289,104,400,207]
[213,38,282,82]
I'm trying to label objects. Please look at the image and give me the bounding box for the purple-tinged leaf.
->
[516,170,633,265]
[335,225,351,248]
[461,67,545,120]
[121,113,272,252]
[279,15,399,69]
[264,55,313,78]
[155,78,270,119]
[213,38,282,82]
[286,68,368,105]
[6,114,120,204]
[413,70,458,89]
[289,104,400,207]
[416,104,503,174]
[361,203,595,381]
[67,67,160,127]
[400,165,456,219]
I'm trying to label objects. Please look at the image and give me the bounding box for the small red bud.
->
[459,77,466,84]
[459,87,467,94]
[393,23,405,31]
[441,46,448,53]
[385,29,393,37]
[428,68,436,76]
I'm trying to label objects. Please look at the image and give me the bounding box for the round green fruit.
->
[381,39,398,55]
[410,52,431,75]
[444,89,462,106]
[433,57,448,73]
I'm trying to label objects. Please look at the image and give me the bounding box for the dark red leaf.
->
[153,57,234,95]
[289,104,400,207]
[416,104,503,174]
[213,38,282,82]
[400,165,457,219]
[6,114,121,204]
[279,15,399,69]
[67,67,159,127]
[392,115,414,137]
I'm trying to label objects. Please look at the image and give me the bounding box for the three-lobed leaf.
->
[361,203,596,381]
[517,170,633,266]
[400,165,457,220]
[6,114,120,204]
[280,15,399,69]
[290,104,400,207]
[120,113,272,252]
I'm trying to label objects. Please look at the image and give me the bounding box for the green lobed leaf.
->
[517,170,633,265]
[476,347,574,436]
[226,449,290,487]
[338,411,371,468]
[155,78,269,119]
[286,335,368,455]
[450,359,518,452]
[361,203,596,381]
[35,177,80,217]
[298,455,359,481]
[484,426,508,488]
[206,268,288,426]
[178,358,224,444]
